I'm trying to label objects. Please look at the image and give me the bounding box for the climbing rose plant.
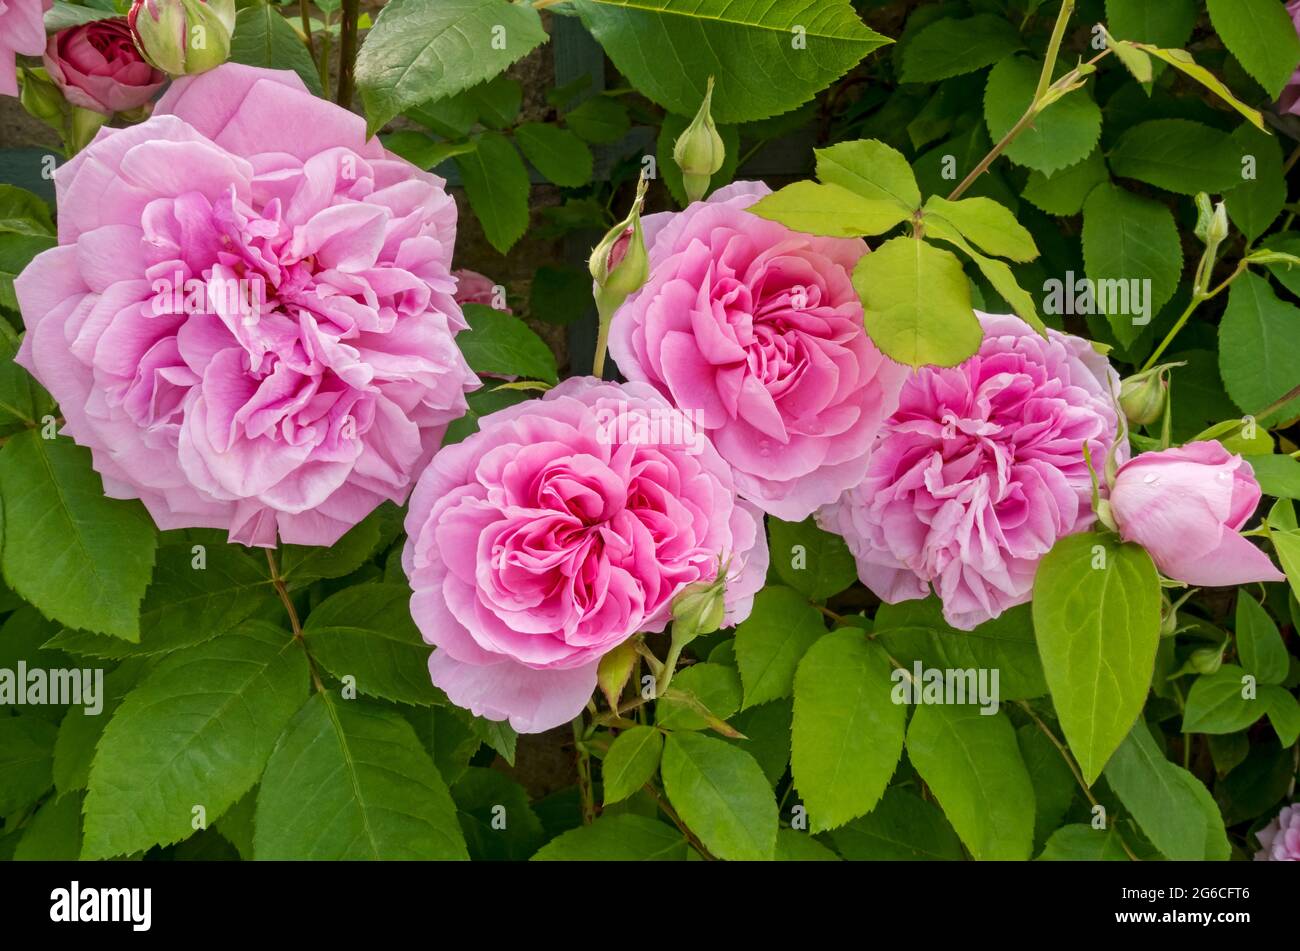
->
[0,0,1299,864]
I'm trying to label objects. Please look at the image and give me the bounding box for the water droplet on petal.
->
[1143,473,1158,485]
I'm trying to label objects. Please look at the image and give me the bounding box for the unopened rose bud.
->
[670,573,727,647]
[129,0,235,76]
[672,76,724,204]
[1193,193,1228,247]
[589,173,649,317]
[19,68,64,125]
[1119,368,1167,426]
[1189,645,1224,675]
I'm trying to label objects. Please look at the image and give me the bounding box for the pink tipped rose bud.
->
[1254,803,1300,861]
[1,0,52,98]
[1280,1,1300,116]
[1109,442,1284,587]
[128,0,234,77]
[44,17,165,115]
[452,269,510,313]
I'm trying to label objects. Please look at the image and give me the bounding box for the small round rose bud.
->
[672,76,724,204]
[1188,645,1224,675]
[670,571,728,648]
[1118,368,1166,426]
[129,0,234,76]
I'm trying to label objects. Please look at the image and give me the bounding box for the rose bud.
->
[43,18,165,115]
[672,76,725,204]
[1118,366,1168,426]
[129,0,235,76]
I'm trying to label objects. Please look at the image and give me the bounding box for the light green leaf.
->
[792,631,905,832]
[661,731,777,860]
[356,0,547,134]
[749,181,910,238]
[458,302,558,383]
[82,622,309,858]
[899,15,1023,83]
[303,582,439,706]
[906,704,1034,860]
[1245,454,1300,500]
[255,691,468,859]
[572,0,890,123]
[601,726,663,806]
[922,195,1038,262]
[923,217,1045,333]
[1022,149,1108,217]
[1081,183,1182,347]
[1102,719,1230,861]
[734,586,826,709]
[0,185,54,237]
[1037,824,1129,860]
[531,813,687,860]
[1182,664,1266,734]
[1262,686,1300,747]
[815,139,921,209]
[984,56,1102,174]
[852,235,982,368]
[515,123,594,188]
[1133,45,1267,132]
[655,662,741,731]
[0,432,157,642]
[1206,0,1300,99]
[1218,272,1300,426]
[1031,533,1162,784]
[454,133,531,255]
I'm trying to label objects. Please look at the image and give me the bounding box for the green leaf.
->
[381,132,475,171]
[303,582,439,706]
[1133,45,1267,132]
[1262,686,1300,747]
[775,828,840,861]
[1102,720,1230,861]
[458,303,557,383]
[1031,533,1162,785]
[0,432,157,642]
[728,698,792,786]
[0,185,54,237]
[1105,0,1197,48]
[82,622,309,858]
[829,787,965,860]
[564,96,630,145]
[1022,149,1108,218]
[1260,232,1300,299]
[1219,272,1300,426]
[734,586,826,709]
[851,235,982,368]
[454,133,531,254]
[660,731,777,860]
[572,0,890,123]
[529,264,593,326]
[922,195,1038,262]
[792,631,905,832]
[356,0,547,134]
[1081,183,1182,347]
[875,599,1047,701]
[899,15,1024,83]
[1182,664,1266,734]
[924,218,1045,334]
[280,508,389,588]
[766,517,857,600]
[441,386,529,447]
[601,726,663,806]
[42,1,117,31]
[1235,591,1288,686]
[531,813,687,860]
[749,181,910,238]
[1107,120,1242,196]
[984,56,1102,174]
[815,139,921,209]
[0,323,51,429]
[1224,126,1286,243]
[47,542,278,659]
[452,767,544,860]
[1246,456,1300,502]
[1206,0,1300,99]
[0,715,56,815]
[229,5,325,96]
[906,704,1035,860]
[255,691,468,859]
[51,660,147,797]
[14,792,82,861]
[514,123,594,188]
[1017,723,1078,847]
[655,662,741,731]
[1037,824,1129,860]
[465,75,523,130]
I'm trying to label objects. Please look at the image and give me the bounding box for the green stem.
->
[1034,0,1075,101]
[318,17,332,100]
[592,300,615,378]
[300,2,316,61]
[266,548,324,692]
[1141,261,1247,372]
[572,717,596,824]
[336,0,361,108]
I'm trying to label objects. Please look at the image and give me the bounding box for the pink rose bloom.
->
[1110,442,1283,586]
[15,63,478,547]
[44,18,164,115]
[819,313,1123,630]
[1280,1,1300,115]
[0,0,51,98]
[607,180,907,522]
[1255,803,1300,861]
[452,268,510,313]
[403,377,769,733]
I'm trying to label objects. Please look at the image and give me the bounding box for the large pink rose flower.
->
[1109,442,1283,586]
[819,313,1123,630]
[607,181,907,522]
[1255,803,1300,861]
[0,0,51,98]
[15,63,478,547]
[44,18,165,115]
[403,377,769,733]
